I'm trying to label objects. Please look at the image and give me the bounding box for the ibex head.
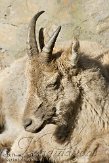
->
[23,11,80,133]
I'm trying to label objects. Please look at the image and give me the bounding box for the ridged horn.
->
[27,11,45,57]
[39,27,45,51]
[43,26,61,54]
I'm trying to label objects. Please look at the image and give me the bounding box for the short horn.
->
[43,26,61,54]
[27,11,45,57]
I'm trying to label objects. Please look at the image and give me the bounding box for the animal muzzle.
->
[23,118,45,133]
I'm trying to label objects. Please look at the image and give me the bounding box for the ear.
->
[71,38,80,66]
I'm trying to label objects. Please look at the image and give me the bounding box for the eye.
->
[46,83,57,90]
[46,78,60,90]
[46,73,61,90]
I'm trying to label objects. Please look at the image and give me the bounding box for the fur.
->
[0,40,109,163]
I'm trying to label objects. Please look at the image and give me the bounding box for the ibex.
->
[1,11,109,163]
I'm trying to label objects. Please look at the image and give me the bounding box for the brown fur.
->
[0,40,109,163]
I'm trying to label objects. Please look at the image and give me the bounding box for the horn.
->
[39,27,45,51]
[43,26,61,54]
[71,38,80,66]
[27,11,45,57]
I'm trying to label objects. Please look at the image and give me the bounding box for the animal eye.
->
[47,81,58,90]
[46,74,61,90]
[47,78,61,90]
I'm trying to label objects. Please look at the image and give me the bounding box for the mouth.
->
[25,117,56,133]
[34,121,46,133]
[25,120,46,133]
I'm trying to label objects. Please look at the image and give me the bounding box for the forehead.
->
[26,56,60,81]
[26,47,76,82]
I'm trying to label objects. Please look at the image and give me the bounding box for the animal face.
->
[23,11,80,133]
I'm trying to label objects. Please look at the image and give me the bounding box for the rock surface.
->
[0,0,109,69]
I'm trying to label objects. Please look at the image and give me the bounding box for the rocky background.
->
[0,0,109,69]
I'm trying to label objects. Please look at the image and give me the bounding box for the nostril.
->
[52,107,56,113]
[23,118,32,129]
